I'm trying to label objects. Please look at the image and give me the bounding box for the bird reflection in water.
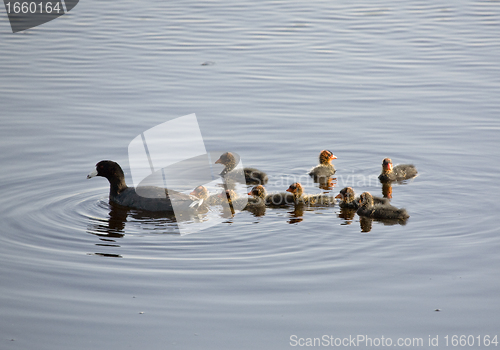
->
[382,183,392,199]
[287,203,305,224]
[338,207,357,224]
[317,176,337,191]
[359,216,408,232]
[87,202,179,237]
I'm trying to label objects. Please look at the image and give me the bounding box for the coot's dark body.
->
[88,160,196,212]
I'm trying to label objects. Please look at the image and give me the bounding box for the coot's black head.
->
[336,187,355,203]
[248,185,267,198]
[319,150,337,165]
[87,160,125,181]
[358,192,374,208]
[382,158,393,172]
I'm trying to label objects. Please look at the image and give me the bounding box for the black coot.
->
[88,160,198,212]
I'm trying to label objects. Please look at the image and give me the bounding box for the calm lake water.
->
[1,0,499,349]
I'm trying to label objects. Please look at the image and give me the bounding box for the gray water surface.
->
[1,0,499,349]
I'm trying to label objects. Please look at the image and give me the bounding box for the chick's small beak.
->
[215,158,222,164]
[330,154,337,160]
[87,169,98,179]
[335,193,342,199]
[286,188,292,193]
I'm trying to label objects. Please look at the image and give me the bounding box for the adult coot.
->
[378,158,417,182]
[215,152,268,185]
[87,160,199,212]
